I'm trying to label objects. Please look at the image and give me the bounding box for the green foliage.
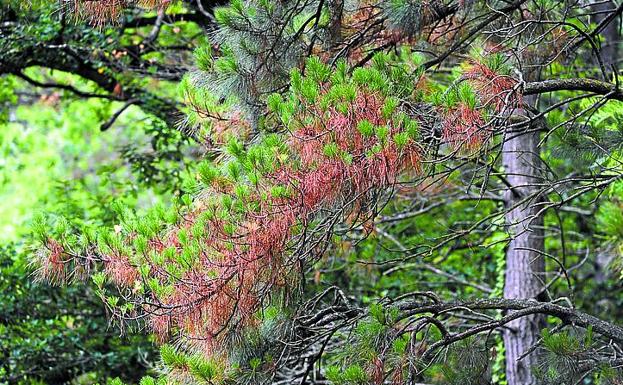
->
[160,344,188,368]
[188,355,222,382]
[326,364,369,385]
[383,0,423,36]
[550,100,623,167]
[437,337,491,385]
[533,328,599,384]
[598,202,623,239]
[458,82,478,109]
[541,329,582,355]
[0,245,156,384]
[0,87,180,242]
[0,76,17,124]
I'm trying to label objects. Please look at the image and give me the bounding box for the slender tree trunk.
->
[502,107,546,385]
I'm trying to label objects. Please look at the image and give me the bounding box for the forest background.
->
[2,1,623,385]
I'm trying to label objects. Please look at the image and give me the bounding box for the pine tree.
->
[28,0,623,384]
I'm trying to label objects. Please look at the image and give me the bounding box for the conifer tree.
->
[24,0,623,384]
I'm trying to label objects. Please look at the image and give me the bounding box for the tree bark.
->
[502,105,546,385]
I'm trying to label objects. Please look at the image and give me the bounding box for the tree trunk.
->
[502,112,546,385]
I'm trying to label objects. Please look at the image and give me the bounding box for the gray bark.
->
[502,110,546,385]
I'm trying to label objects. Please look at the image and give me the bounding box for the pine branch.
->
[397,298,623,345]
[524,78,623,101]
